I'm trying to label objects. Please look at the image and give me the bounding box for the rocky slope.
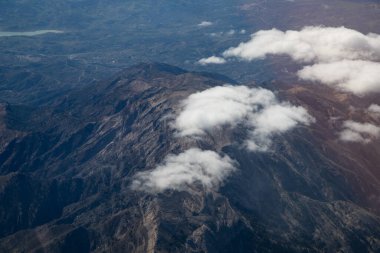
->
[0,63,379,253]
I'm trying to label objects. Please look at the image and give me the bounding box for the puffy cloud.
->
[339,120,380,143]
[174,85,274,136]
[227,29,236,36]
[198,21,213,27]
[198,56,226,65]
[247,103,314,151]
[199,26,380,95]
[222,26,380,63]
[368,104,380,115]
[174,85,314,151]
[297,60,380,95]
[131,148,236,193]
[132,86,314,193]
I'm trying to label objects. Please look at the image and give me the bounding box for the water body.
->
[0,30,63,37]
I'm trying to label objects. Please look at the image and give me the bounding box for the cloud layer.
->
[174,85,314,151]
[200,26,380,95]
[339,120,380,143]
[131,148,236,193]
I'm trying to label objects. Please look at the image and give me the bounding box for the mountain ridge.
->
[0,63,379,253]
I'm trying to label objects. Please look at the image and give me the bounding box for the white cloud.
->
[198,56,226,65]
[199,26,380,95]
[132,86,314,193]
[247,103,314,151]
[368,104,380,115]
[339,120,380,143]
[198,21,213,27]
[227,29,236,36]
[175,85,274,136]
[222,26,380,63]
[209,32,223,37]
[208,29,245,39]
[131,148,236,193]
[297,60,380,95]
[174,85,314,151]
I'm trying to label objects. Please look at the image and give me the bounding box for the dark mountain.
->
[0,63,379,253]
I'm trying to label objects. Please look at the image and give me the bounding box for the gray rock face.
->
[0,63,379,253]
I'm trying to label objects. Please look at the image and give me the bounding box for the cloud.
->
[222,26,380,63]
[198,56,226,65]
[198,21,213,27]
[174,85,314,151]
[199,26,380,95]
[297,60,380,95]
[131,148,236,193]
[368,104,380,115]
[339,120,380,143]
[209,32,223,37]
[208,29,245,39]
[247,103,314,151]
[174,85,274,136]
[132,86,314,193]
[227,29,236,36]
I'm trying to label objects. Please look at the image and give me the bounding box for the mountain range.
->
[1,63,379,253]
